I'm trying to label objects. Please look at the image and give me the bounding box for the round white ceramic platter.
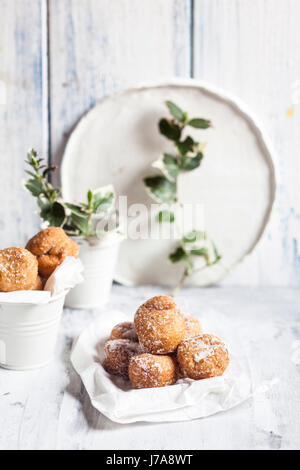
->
[61,79,276,286]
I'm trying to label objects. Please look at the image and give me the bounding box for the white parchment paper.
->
[0,257,84,304]
[71,310,252,424]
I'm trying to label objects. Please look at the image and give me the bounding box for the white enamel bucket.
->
[0,291,67,370]
[64,234,122,309]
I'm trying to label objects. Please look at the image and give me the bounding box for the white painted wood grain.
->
[193,0,300,286]
[0,0,44,247]
[0,0,300,285]
[48,0,192,180]
[0,285,299,450]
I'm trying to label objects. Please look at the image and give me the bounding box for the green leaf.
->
[169,246,187,263]
[179,152,204,171]
[190,247,210,265]
[144,176,176,203]
[65,202,87,218]
[159,119,181,141]
[24,178,44,197]
[183,230,206,243]
[162,154,180,181]
[177,136,194,156]
[49,188,60,204]
[37,193,65,227]
[170,247,194,274]
[212,241,222,262]
[93,192,114,213]
[87,189,93,209]
[70,213,90,235]
[163,153,177,166]
[152,154,179,182]
[26,148,38,165]
[190,247,209,256]
[25,170,36,178]
[165,101,185,122]
[43,166,57,178]
[46,202,66,227]
[188,118,211,129]
[156,210,175,223]
[37,194,51,211]
[27,148,38,157]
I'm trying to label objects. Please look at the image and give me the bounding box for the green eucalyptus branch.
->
[142,102,222,291]
[170,230,222,295]
[143,101,211,219]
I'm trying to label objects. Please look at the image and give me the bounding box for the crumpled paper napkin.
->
[71,310,252,424]
[0,257,84,304]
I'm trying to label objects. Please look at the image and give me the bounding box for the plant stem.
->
[171,268,188,297]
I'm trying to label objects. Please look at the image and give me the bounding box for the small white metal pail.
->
[0,291,67,370]
[64,234,122,309]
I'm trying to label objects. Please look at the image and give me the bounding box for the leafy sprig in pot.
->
[24,149,116,238]
[64,185,116,237]
[24,149,65,227]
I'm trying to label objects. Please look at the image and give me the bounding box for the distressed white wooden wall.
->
[0,0,299,286]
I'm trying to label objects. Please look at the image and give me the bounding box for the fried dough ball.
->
[103,339,143,377]
[109,321,138,342]
[177,334,229,380]
[0,248,38,292]
[183,314,202,339]
[31,275,43,291]
[168,352,183,380]
[26,227,79,279]
[134,295,185,354]
[129,353,176,389]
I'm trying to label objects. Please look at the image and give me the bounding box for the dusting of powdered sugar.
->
[103,339,144,377]
[184,315,197,328]
[104,339,142,356]
[0,248,32,286]
[132,355,163,374]
[194,350,211,362]
[135,299,184,352]
[110,322,138,342]
[129,354,171,388]
[178,335,229,377]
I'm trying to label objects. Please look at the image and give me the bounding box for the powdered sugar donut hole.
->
[103,339,143,377]
[177,334,229,380]
[129,353,176,389]
[183,314,202,339]
[109,321,138,342]
[26,227,79,279]
[134,296,186,354]
[0,247,38,292]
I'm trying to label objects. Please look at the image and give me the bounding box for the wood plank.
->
[0,0,45,247]
[48,0,192,183]
[193,0,300,286]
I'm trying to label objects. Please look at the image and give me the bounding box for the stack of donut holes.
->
[103,295,229,389]
[0,227,79,292]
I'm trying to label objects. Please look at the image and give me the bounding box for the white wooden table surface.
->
[0,285,299,451]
